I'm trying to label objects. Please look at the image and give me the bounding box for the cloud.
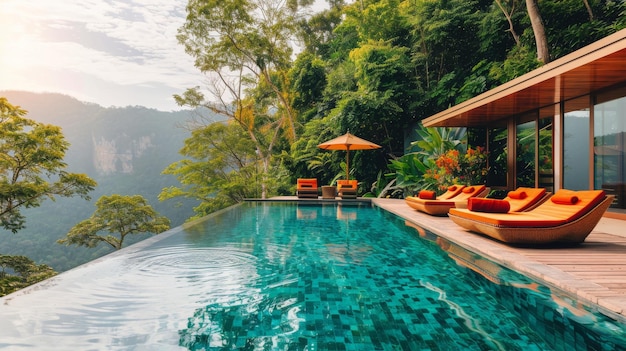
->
[0,0,201,111]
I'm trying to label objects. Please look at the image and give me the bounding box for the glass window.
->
[516,118,536,188]
[538,107,554,192]
[487,124,507,187]
[594,93,626,209]
[563,97,590,190]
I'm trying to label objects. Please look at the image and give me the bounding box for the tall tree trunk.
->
[525,0,550,63]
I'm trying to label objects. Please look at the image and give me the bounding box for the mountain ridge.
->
[0,90,217,271]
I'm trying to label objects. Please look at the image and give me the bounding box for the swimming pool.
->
[0,201,624,350]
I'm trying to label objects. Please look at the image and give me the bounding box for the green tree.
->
[0,254,56,296]
[300,0,420,185]
[0,97,96,232]
[288,116,340,186]
[296,1,347,59]
[289,0,625,195]
[288,53,328,124]
[0,97,96,295]
[58,194,170,250]
[406,0,487,107]
[159,122,280,219]
[539,0,626,59]
[341,39,418,146]
[494,0,522,46]
[175,0,317,199]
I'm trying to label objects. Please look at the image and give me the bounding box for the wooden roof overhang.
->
[422,29,626,128]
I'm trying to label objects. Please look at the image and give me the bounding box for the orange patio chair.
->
[337,179,358,199]
[296,178,319,199]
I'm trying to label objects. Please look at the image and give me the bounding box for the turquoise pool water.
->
[0,201,625,350]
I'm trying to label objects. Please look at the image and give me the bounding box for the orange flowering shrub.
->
[423,147,488,192]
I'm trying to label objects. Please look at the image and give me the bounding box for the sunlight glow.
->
[0,0,200,111]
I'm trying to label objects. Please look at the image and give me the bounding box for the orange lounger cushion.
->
[441,184,487,203]
[418,190,437,199]
[507,189,527,199]
[452,187,548,214]
[337,179,357,190]
[550,193,579,205]
[468,198,510,213]
[337,179,358,199]
[407,185,465,201]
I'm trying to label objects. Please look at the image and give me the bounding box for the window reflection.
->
[516,119,536,188]
[595,94,626,209]
[487,125,507,188]
[538,116,554,192]
[563,97,590,190]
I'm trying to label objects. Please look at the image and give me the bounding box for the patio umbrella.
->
[317,132,381,180]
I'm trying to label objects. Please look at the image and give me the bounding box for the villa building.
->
[422,28,626,219]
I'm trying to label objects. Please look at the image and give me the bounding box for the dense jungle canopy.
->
[164,0,625,218]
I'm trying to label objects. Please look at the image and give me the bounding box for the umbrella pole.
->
[345,146,350,180]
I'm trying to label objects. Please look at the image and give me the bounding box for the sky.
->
[0,0,203,111]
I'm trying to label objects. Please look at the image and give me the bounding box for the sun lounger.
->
[405,185,465,211]
[449,189,614,245]
[337,179,358,199]
[404,185,465,210]
[405,185,489,216]
[406,184,465,203]
[296,178,319,198]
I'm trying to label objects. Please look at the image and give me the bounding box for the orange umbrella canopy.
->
[317,132,381,180]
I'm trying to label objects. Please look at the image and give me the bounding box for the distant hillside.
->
[0,91,223,271]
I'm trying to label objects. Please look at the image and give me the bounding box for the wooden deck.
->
[372,198,626,322]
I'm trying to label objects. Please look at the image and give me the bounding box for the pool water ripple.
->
[130,246,259,275]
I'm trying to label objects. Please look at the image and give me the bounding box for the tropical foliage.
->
[0,98,96,232]
[387,124,488,196]
[0,97,98,295]
[164,0,624,217]
[423,147,489,192]
[158,121,291,219]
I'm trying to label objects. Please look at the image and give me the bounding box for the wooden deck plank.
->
[507,240,626,296]
[554,265,626,270]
